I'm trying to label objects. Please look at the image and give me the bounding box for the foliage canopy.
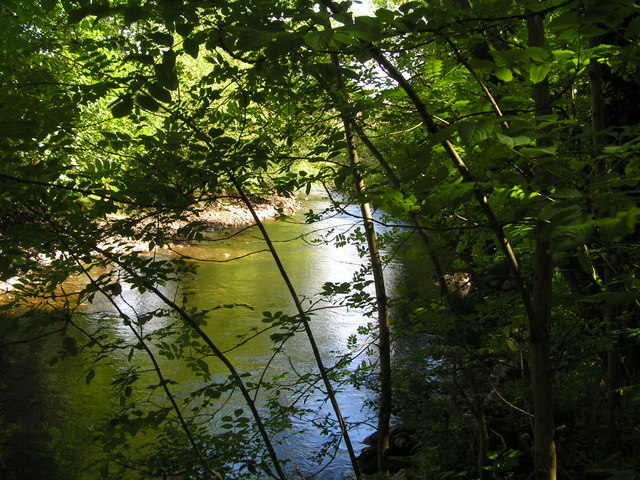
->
[1,0,639,479]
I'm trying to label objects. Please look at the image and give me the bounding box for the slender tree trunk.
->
[352,124,448,295]
[169,99,362,478]
[527,11,557,480]
[327,51,393,477]
[319,4,554,477]
[228,171,362,478]
[311,70,448,296]
[367,47,533,316]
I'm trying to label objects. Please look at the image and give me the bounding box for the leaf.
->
[598,208,639,241]
[495,68,513,82]
[197,359,209,373]
[208,127,224,138]
[85,369,96,385]
[175,22,195,38]
[468,58,496,72]
[183,37,200,58]
[67,5,111,23]
[136,94,161,112]
[552,49,576,65]
[150,32,174,47]
[496,133,531,148]
[519,145,557,157]
[528,64,551,84]
[458,119,497,145]
[525,47,550,62]
[154,50,179,90]
[111,97,134,118]
[626,17,640,37]
[162,49,177,70]
[148,83,172,103]
[41,0,56,13]
[303,30,333,51]
[493,48,530,65]
[123,6,146,24]
[109,282,122,296]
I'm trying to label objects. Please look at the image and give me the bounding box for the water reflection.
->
[1,192,426,480]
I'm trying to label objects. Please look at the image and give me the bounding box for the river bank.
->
[159,194,302,234]
[111,193,303,249]
[0,194,301,296]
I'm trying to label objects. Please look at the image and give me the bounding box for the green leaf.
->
[150,32,174,47]
[123,6,146,24]
[552,49,576,65]
[528,64,551,84]
[303,30,333,51]
[197,359,209,373]
[496,133,531,148]
[459,120,497,145]
[148,83,172,103]
[162,49,177,70]
[154,50,179,90]
[468,58,496,72]
[41,0,56,13]
[208,127,224,138]
[183,37,200,58]
[111,96,134,118]
[519,145,557,157]
[495,68,513,82]
[85,369,96,385]
[136,94,161,112]
[493,48,530,65]
[176,22,195,38]
[598,208,639,241]
[525,47,550,62]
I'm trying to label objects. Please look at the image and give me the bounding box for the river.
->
[0,191,432,480]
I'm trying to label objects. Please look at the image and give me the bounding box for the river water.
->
[0,191,432,480]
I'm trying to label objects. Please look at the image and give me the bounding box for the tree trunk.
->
[527,11,557,480]
[229,172,363,478]
[328,50,392,477]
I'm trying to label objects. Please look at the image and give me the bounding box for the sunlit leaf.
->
[528,64,551,84]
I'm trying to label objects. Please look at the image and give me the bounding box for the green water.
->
[0,192,431,480]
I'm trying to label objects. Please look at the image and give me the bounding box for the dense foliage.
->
[1,0,639,479]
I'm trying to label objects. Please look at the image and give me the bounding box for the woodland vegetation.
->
[1,0,639,479]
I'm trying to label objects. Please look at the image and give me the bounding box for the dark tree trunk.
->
[527,11,558,480]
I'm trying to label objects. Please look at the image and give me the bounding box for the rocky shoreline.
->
[162,194,301,234]
[0,195,301,297]
[109,194,302,248]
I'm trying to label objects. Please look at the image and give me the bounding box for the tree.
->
[2,0,639,479]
